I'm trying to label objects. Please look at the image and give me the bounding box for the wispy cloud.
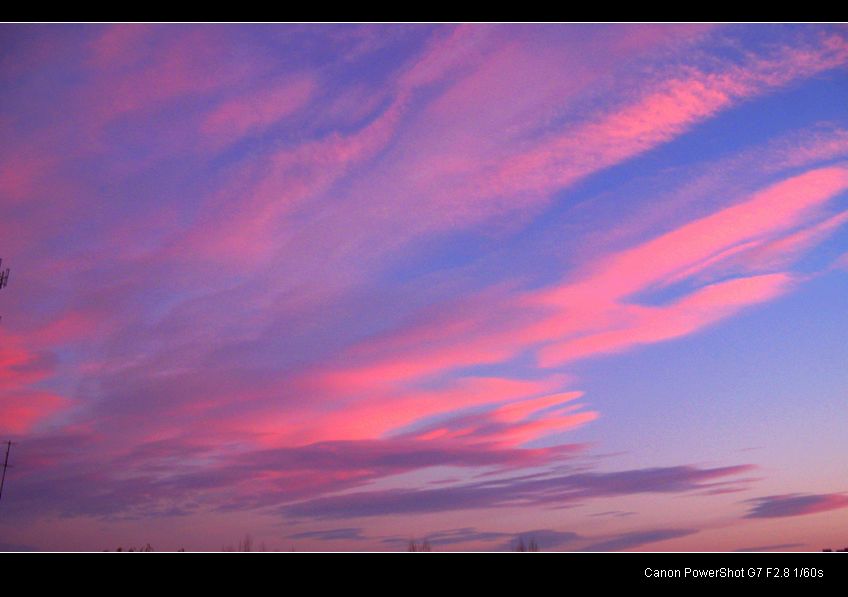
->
[281,464,753,519]
[582,529,698,552]
[287,527,367,541]
[735,543,805,552]
[744,493,848,518]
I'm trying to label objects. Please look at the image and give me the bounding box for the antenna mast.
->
[0,441,12,504]
[0,260,12,503]
[0,258,9,291]
[0,257,8,324]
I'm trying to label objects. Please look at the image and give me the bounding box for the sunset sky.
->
[1,23,847,552]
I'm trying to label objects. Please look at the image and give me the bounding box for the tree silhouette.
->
[408,538,432,552]
[515,536,540,552]
[108,543,154,552]
[238,534,253,552]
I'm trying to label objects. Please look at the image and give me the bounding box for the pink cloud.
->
[396,389,594,447]
[0,390,68,435]
[86,24,156,71]
[714,210,848,274]
[409,410,599,448]
[178,26,504,267]
[0,336,56,392]
[537,165,848,305]
[221,29,848,309]
[299,165,848,393]
[0,332,67,434]
[777,128,848,170]
[82,28,257,125]
[0,154,52,204]
[173,98,406,267]
[28,309,109,346]
[480,411,599,447]
[396,24,497,92]
[201,77,316,147]
[164,26,732,275]
[442,32,848,218]
[489,391,584,424]
[538,274,792,366]
[134,27,848,308]
[234,376,570,446]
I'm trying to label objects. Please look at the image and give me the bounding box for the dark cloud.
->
[589,510,636,518]
[0,542,39,552]
[2,434,580,521]
[288,527,367,541]
[234,439,573,473]
[282,464,753,519]
[5,420,753,530]
[582,529,698,551]
[734,543,805,552]
[743,493,848,518]
[380,527,512,548]
[423,527,510,546]
[378,527,580,550]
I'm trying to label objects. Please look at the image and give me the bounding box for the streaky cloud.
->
[744,493,848,518]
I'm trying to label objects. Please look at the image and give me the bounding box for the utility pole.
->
[0,441,12,505]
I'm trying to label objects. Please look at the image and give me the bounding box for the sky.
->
[0,23,846,552]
